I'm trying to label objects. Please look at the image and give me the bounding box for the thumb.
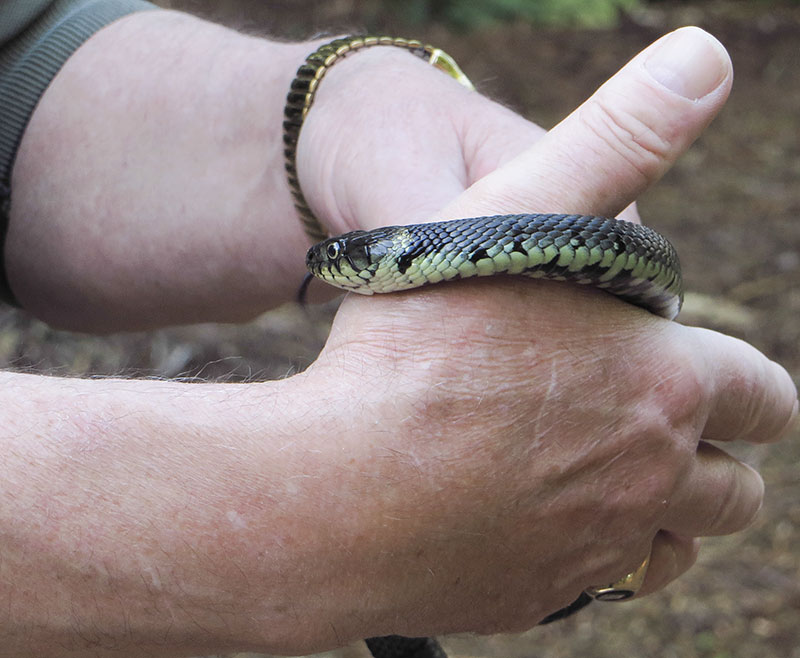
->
[440,26,733,220]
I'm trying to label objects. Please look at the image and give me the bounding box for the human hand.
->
[298,27,799,641]
[294,29,650,237]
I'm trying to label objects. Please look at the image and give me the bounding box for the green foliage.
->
[396,0,640,30]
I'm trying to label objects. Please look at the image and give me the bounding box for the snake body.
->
[306,213,683,319]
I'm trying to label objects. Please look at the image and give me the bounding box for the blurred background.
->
[3,1,799,656]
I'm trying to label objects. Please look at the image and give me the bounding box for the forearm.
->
[0,369,385,656]
[7,10,317,330]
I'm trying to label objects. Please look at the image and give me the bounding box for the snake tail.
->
[365,636,447,658]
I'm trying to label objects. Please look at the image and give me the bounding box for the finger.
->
[440,26,732,220]
[617,201,641,223]
[587,531,697,600]
[458,99,546,183]
[690,328,799,444]
[661,441,764,537]
[635,531,699,597]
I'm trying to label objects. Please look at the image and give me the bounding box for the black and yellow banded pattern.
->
[306,213,683,319]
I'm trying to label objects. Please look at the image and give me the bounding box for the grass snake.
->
[306,212,683,319]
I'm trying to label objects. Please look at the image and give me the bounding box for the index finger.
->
[690,326,798,443]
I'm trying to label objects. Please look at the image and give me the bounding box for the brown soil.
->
[2,2,798,657]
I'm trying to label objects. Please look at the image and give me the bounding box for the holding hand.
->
[295,27,798,638]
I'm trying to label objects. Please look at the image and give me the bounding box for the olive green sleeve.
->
[0,0,158,306]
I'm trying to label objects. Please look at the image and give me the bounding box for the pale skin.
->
[1,8,797,657]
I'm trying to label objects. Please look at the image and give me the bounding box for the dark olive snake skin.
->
[306,213,683,319]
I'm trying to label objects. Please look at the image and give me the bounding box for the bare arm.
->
[8,10,321,329]
[0,369,384,655]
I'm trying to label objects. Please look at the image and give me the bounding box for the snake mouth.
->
[305,230,391,292]
[301,236,377,299]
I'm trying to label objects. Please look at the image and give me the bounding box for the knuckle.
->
[658,358,708,430]
[602,405,697,526]
[579,96,673,185]
[635,334,711,438]
[726,355,778,442]
[634,422,694,509]
[702,450,763,533]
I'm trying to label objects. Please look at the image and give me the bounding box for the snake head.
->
[305,229,392,293]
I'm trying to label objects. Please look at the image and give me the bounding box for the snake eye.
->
[326,242,341,260]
